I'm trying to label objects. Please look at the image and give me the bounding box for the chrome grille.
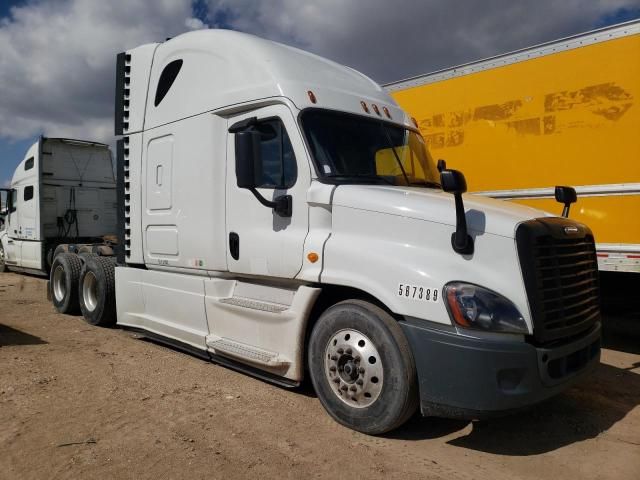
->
[516,218,601,344]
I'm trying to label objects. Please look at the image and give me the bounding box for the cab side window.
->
[25,157,34,171]
[254,119,297,189]
[154,59,183,107]
[10,189,17,212]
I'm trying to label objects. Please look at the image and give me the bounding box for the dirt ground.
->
[0,272,639,480]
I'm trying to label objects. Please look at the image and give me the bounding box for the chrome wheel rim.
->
[324,329,383,408]
[82,271,98,312]
[52,266,66,302]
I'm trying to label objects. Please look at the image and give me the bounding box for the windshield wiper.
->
[407,180,442,189]
[326,174,395,185]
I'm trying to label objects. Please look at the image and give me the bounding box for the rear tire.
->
[0,243,8,272]
[50,253,82,314]
[79,256,117,327]
[308,300,418,435]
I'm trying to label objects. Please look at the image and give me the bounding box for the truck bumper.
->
[400,320,601,419]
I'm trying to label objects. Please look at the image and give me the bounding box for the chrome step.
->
[206,336,289,367]
[219,296,288,313]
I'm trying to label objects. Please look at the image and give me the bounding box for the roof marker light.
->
[411,117,419,128]
[372,104,381,116]
[383,106,392,119]
[307,90,317,104]
[360,101,370,113]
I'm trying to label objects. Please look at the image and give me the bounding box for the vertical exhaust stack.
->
[114,44,159,265]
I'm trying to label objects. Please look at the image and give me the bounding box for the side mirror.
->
[0,190,9,216]
[554,186,577,218]
[440,169,473,255]
[440,169,467,194]
[235,130,262,189]
[232,127,292,218]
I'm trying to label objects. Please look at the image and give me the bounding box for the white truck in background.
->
[49,30,602,434]
[0,138,117,287]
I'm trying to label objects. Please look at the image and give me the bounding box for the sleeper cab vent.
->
[115,52,131,135]
[116,137,131,264]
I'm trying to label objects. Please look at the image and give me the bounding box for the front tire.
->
[79,256,116,327]
[50,253,83,314]
[308,300,418,435]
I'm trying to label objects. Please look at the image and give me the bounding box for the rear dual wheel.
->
[51,253,82,314]
[79,256,117,327]
[308,300,418,435]
[51,253,116,327]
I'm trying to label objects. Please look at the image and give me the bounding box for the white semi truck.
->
[49,30,601,434]
[0,138,117,284]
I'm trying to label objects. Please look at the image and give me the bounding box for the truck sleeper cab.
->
[0,138,117,280]
[53,30,600,435]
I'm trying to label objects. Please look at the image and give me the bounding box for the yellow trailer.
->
[386,20,640,273]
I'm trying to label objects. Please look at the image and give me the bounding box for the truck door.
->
[17,183,40,269]
[226,105,311,278]
[4,188,20,265]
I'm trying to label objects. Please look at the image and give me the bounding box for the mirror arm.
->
[451,193,474,255]
[248,188,292,217]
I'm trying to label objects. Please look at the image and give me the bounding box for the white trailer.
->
[50,30,601,434]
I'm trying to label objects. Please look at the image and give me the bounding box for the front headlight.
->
[444,282,528,334]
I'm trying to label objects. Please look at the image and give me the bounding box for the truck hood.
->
[331,185,553,238]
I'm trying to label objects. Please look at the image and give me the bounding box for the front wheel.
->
[308,300,418,435]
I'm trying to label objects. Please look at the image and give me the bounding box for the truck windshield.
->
[301,109,440,188]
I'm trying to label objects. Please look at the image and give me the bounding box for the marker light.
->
[372,104,381,116]
[383,106,392,119]
[308,90,317,104]
[360,101,370,113]
[411,117,419,128]
[307,252,319,263]
[444,282,528,334]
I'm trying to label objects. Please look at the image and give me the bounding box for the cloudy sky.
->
[1,0,639,187]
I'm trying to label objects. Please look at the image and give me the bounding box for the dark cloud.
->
[0,0,637,149]
[0,0,204,143]
[204,0,640,83]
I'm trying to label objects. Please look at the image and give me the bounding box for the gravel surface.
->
[1,272,639,480]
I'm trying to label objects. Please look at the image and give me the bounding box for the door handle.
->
[7,240,13,244]
[229,232,240,260]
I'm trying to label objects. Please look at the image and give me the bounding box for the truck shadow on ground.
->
[601,313,640,355]
[132,316,639,456]
[0,324,47,347]
[385,309,640,453]
[387,359,640,455]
